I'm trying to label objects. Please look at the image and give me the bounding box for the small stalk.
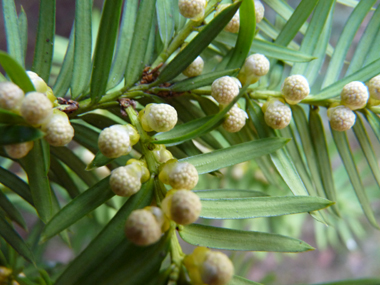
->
[369,106,380,114]
[170,227,185,267]
[125,104,186,281]
[125,105,158,175]
[151,0,219,69]
[69,91,146,117]
[249,90,341,108]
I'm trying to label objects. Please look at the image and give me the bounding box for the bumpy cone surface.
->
[27,71,48,93]
[282,75,310,105]
[141,104,178,132]
[238,54,270,85]
[20,92,53,125]
[183,56,204,77]
[200,251,234,285]
[211,76,240,105]
[255,0,265,23]
[125,209,162,246]
[222,105,247,133]
[328,105,356,132]
[110,165,142,197]
[368,75,380,100]
[264,100,292,129]
[178,0,205,19]
[98,125,132,158]
[340,81,369,110]
[42,111,74,146]
[225,10,240,33]
[160,161,199,190]
[0,82,25,111]
[4,141,34,159]
[162,190,202,225]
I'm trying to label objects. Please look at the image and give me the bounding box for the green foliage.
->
[0,0,380,284]
[55,179,155,285]
[0,51,34,92]
[199,196,333,219]
[31,0,55,82]
[90,0,123,103]
[19,140,53,223]
[180,224,314,252]
[71,1,92,99]
[0,125,45,145]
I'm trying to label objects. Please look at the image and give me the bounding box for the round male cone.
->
[368,75,380,100]
[328,105,356,132]
[42,111,74,146]
[264,100,292,129]
[282,75,310,104]
[162,190,202,225]
[141,103,178,132]
[222,105,247,133]
[110,165,143,197]
[125,209,162,246]
[20,92,53,125]
[238,54,270,85]
[183,56,204,77]
[211,76,240,105]
[0,82,25,111]
[200,251,234,285]
[159,161,199,190]
[255,0,265,23]
[4,141,34,159]
[225,10,240,33]
[178,0,206,20]
[340,81,369,110]
[98,125,132,158]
